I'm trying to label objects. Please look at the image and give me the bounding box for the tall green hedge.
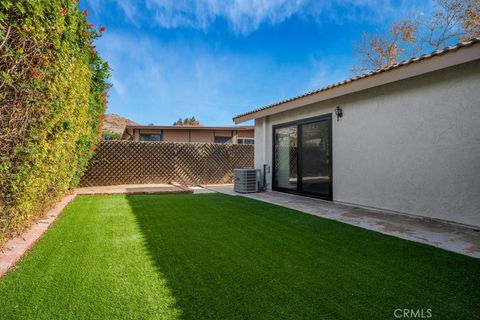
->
[0,0,110,245]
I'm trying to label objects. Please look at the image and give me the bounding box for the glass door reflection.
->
[300,120,331,197]
[274,126,297,190]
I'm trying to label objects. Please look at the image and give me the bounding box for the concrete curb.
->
[0,194,77,278]
[169,181,194,193]
[75,189,192,196]
[75,183,193,196]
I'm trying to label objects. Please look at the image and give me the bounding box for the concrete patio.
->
[200,185,480,258]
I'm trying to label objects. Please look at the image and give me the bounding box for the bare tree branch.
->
[351,0,479,74]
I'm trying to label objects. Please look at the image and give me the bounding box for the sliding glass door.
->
[273,114,332,200]
[274,126,297,190]
[300,119,331,197]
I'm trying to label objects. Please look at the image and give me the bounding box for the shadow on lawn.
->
[126,193,480,320]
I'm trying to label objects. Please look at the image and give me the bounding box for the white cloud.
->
[96,31,267,124]
[142,0,309,34]
[99,0,419,35]
[110,76,126,96]
[116,1,142,26]
[96,30,334,124]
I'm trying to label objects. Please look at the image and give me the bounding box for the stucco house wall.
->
[190,130,215,143]
[255,60,480,226]
[238,130,254,138]
[163,129,190,142]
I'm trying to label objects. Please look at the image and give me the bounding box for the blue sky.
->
[82,0,430,125]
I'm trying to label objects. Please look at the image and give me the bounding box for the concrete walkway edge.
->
[0,194,77,278]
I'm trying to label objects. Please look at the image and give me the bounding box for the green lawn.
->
[0,194,478,319]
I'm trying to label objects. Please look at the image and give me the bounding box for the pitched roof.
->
[233,38,480,123]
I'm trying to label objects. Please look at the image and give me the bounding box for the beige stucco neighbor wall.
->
[163,130,190,142]
[191,130,214,143]
[238,130,254,138]
[215,130,233,137]
[255,60,480,226]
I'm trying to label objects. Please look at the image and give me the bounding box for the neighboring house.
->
[122,125,254,144]
[233,38,480,227]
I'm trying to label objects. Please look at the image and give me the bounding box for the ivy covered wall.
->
[0,0,110,244]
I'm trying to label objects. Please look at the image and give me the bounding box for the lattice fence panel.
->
[175,143,206,185]
[79,141,254,187]
[203,144,254,184]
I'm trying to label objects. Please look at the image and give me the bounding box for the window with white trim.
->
[238,138,254,145]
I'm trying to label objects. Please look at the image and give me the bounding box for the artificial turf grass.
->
[0,194,478,319]
[0,195,181,319]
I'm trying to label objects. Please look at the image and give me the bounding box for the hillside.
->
[103,114,139,135]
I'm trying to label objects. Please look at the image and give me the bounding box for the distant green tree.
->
[173,117,201,126]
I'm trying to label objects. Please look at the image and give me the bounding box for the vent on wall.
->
[234,169,261,193]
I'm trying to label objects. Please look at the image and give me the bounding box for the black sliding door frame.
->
[272,113,333,200]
